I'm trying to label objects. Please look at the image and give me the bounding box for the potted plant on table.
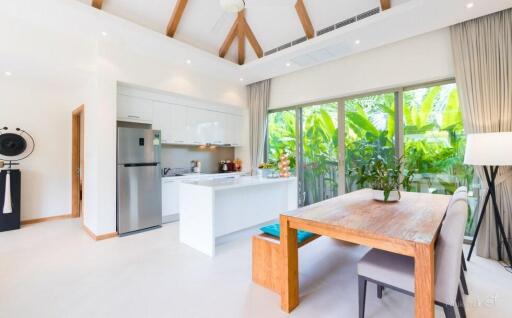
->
[257,162,277,178]
[351,156,414,202]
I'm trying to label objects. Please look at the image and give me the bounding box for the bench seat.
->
[252,232,320,293]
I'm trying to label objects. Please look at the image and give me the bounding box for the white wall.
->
[0,5,96,221]
[1,0,247,232]
[269,28,455,109]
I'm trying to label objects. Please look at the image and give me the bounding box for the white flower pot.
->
[258,168,274,178]
[373,189,400,202]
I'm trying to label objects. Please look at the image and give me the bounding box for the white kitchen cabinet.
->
[224,114,243,146]
[152,101,188,145]
[186,107,211,145]
[211,112,227,145]
[117,94,153,123]
[162,179,181,222]
[118,90,244,146]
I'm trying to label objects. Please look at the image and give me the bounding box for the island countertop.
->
[181,176,297,191]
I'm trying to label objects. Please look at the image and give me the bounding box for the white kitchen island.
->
[179,176,298,257]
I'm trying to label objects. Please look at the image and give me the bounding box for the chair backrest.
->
[435,187,468,305]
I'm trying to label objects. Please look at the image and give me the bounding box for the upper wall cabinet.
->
[152,102,188,145]
[117,94,153,123]
[117,86,245,147]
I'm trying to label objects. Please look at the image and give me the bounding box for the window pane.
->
[403,83,479,236]
[301,103,339,206]
[267,110,296,172]
[344,93,396,193]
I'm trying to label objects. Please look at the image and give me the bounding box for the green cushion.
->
[260,223,315,244]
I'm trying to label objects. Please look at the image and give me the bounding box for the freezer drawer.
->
[117,164,162,234]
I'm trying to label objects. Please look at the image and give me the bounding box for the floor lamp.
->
[465,132,512,265]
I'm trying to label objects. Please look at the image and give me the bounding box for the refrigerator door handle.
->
[122,163,159,167]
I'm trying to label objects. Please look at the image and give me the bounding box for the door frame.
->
[71,105,84,219]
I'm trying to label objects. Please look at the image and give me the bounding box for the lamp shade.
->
[464,132,512,166]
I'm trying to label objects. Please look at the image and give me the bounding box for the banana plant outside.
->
[267,84,477,235]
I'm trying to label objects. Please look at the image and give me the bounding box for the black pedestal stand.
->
[467,166,512,265]
[0,169,21,232]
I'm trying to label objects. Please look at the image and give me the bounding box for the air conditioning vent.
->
[316,25,335,36]
[277,42,292,51]
[264,7,381,57]
[292,36,308,46]
[357,7,380,21]
[264,48,278,56]
[336,16,357,29]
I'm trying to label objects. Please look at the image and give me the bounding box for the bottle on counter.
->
[192,160,201,173]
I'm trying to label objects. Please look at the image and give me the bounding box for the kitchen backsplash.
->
[161,145,235,174]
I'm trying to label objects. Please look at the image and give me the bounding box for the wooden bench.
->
[252,233,320,293]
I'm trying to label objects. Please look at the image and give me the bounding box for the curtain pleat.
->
[248,79,271,175]
[450,9,512,260]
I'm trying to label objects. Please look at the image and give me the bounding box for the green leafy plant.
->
[350,155,414,202]
[266,84,477,234]
[258,162,275,169]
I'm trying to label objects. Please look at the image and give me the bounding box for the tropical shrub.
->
[266,84,477,234]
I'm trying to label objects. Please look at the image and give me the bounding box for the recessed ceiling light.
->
[285,62,291,67]
[186,59,192,64]
[466,2,474,9]
[101,31,108,37]
[355,40,361,45]
[4,71,12,76]
[239,78,244,82]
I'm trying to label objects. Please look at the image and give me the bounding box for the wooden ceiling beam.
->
[240,18,263,59]
[219,17,240,58]
[237,11,245,65]
[238,25,245,65]
[380,0,391,11]
[166,0,189,38]
[92,0,103,9]
[219,10,263,64]
[295,0,314,39]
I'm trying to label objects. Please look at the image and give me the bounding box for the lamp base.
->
[467,166,512,265]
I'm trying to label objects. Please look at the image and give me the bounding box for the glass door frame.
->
[266,78,456,203]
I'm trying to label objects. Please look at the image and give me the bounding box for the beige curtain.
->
[450,9,512,260]
[248,79,271,175]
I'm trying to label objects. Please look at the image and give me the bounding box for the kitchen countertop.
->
[181,176,297,191]
[162,172,247,181]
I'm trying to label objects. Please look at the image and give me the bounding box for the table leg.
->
[415,243,435,318]
[280,215,299,312]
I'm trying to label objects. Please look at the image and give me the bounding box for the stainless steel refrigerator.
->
[117,128,162,235]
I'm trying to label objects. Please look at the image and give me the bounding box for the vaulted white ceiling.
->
[74,0,512,84]
[77,0,411,63]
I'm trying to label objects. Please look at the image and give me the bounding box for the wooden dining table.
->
[279,188,451,318]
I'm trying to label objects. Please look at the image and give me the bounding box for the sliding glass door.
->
[300,103,339,206]
[267,110,297,174]
[266,80,478,236]
[402,83,478,236]
[344,93,396,192]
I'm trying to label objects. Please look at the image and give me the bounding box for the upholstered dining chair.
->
[357,188,468,318]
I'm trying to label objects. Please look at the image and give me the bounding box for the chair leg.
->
[460,267,469,295]
[461,251,467,272]
[443,305,456,318]
[377,285,384,299]
[457,287,467,318]
[358,276,367,318]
